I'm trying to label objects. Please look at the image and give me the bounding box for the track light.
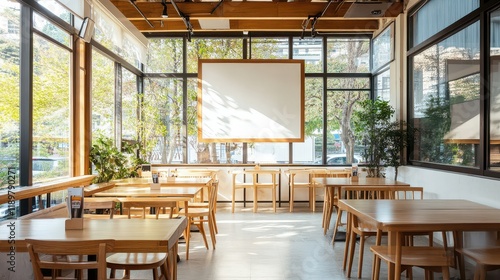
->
[161,0,168,18]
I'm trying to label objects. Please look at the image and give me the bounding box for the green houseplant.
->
[89,136,146,183]
[352,98,416,180]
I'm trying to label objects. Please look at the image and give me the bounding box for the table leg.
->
[253,186,258,213]
[342,212,352,271]
[394,231,403,280]
[272,186,276,213]
[454,230,465,280]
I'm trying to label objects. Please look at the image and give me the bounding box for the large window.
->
[143,77,184,164]
[91,49,115,140]
[32,29,71,182]
[411,22,480,167]
[122,68,138,142]
[0,2,20,190]
[142,36,371,165]
[490,8,500,172]
[326,78,370,165]
[293,78,323,164]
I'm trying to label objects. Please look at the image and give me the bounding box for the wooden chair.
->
[455,246,500,280]
[83,197,117,219]
[188,180,219,234]
[83,197,170,280]
[173,169,219,233]
[342,186,393,278]
[179,180,218,260]
[320,169,351,235]
[119,198,177,219]
[26,238,115,280]
[286,169,313,212]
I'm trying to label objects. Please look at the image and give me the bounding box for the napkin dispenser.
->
[351,163,359,182]
[65,187,84,230]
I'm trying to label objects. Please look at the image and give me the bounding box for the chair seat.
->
[188,202,208,207]
[107,252,167,268]
[371,245,454,267]
[456,247,500,266]
[183,208,210,216]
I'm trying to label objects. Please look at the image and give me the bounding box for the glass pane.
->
[327,37,370,73]
[372,24,393,72]
[146,38,183,73]
[33,12,71,48]
[92,49,115,139]
[374,69,390,101]
[489,8,500,172]
[326,87,369,165]
[32,34,71,182]
[293,37,323,73]
[143,78,184,164]
[186,38,243,73]
[293,78,323,164]
[411,0,479,47]
[248,143,289,164]
[93,6,117,52]
[0,2,20,191]
[328,78,370,89]
[411,22,480,167]
[122,34,141,69]
[250,37,289,59]
[37,0,72,24]
[122,68,138,141]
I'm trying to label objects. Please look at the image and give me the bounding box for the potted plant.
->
[352,98,416,180]
[89,136,146,183]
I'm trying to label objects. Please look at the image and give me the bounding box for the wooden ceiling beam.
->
[130,18,379,32]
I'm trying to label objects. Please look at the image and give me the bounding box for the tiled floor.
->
[125,203,471,280]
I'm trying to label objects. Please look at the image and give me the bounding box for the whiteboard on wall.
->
[198,59,305,143]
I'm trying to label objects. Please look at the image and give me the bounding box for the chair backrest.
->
[26,239,114,280]
[342,186,394,200]
[83,197,116,219]
[118,198,178,219]
[342,185,423,200]
[208,180,219,211]
[286,169,312,186]
[328,169,352,178]
[173,169,216,180]
[390,186,424,200]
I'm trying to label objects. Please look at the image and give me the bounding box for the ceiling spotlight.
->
[161,0,168,18]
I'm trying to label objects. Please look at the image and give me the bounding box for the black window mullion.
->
[19,3,33,215]
[115,63,122,150]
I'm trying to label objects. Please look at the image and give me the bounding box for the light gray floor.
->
[124,202,472,280]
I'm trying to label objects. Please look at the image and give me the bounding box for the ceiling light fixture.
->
[161,0,168,18]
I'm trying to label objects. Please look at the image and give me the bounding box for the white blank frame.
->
[198,59,305,143]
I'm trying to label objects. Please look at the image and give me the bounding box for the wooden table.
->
[112,177,213,187]
[0,217,187,280]
[111,177,213,201]
[313,177,410,235]
[92,186,203,198]
[338,199,500,280]
[231,168,280,213]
